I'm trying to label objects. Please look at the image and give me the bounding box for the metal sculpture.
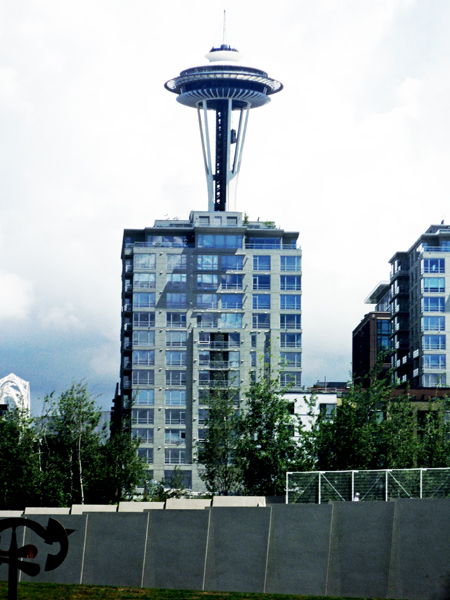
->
[0,517,72,600]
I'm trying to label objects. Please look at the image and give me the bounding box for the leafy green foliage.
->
[236,371,306,496]
[196,386,242,496]
[0,381,145,510]
[144,467,187,502]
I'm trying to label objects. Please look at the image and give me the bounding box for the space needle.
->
[165,27,283,212]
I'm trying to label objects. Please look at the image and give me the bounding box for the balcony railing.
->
[198,361,240,369]
[198,340,240,349]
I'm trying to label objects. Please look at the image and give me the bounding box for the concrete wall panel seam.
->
[325,501,335,595]
[202,508,212,591]
[79,513,89,584]
[263,506,273,593]
[140,512,150,588]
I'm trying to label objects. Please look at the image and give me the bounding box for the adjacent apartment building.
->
[361,224,450,388]
[120,214,302,489]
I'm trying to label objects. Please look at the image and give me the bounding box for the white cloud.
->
[0,272,33,320]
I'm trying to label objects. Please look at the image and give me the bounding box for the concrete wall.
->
[2,499,450,599]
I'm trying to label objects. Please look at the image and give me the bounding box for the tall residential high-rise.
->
[360,224,450,388]
[119,42,301,490]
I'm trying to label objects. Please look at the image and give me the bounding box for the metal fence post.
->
[318,473,321,504]
[420,469,423,499]
[351,471,355,501]
[385,470,389,502]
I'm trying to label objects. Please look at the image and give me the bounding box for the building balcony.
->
[198,361,240,369]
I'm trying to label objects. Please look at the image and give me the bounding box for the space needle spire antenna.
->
[164,26,283,212]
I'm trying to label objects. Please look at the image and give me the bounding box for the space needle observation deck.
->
[165,44,283,212]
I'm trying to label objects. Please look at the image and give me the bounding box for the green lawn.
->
[0,582,379,600]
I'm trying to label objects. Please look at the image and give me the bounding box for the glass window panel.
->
[166,331,187,347]
[221,255,243,270]
[423,297,445,312]
[132,370,154,386]
[133,254,156,270]
[133,312,155,328]
[252,314,270,329]
[197,255,219,270]
[221,294,242,309]
[253,256,271,271]
[165,390,186,405]
[253,275,270,290]
[280,276,302,290]
[167,255,187,270]
[197,294,218,308]
[135,389,154,405]
[166,313,187,327]
[253,294,270,309]
[220,313,242,328]
[132,350,155,366]
[166,274,187,288]
[166,351,187,366]
[280,295,301,310]
[133,293,155,308]
[281,256,301,271]
[133,331,155,346]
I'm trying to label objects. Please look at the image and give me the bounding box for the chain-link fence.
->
[286,468,450,503]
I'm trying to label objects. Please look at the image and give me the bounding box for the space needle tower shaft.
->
[165,35,283,212]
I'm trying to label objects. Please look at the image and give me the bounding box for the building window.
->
[147,235,187,248]
[197,274,219,289]
[166,371,186,386]
[251,352,257,367]
[319,404,335,420]
[165,449,186,464]
[136,390,154,405]
[280,333,302,348]
[197,294,218,309]
[137,448,154,464]
[252,314,270,329]
[167,293,187,308]
[423,316,445,331]
[133,331,155,347]
[422,373,447,387]
[377,320,391,350]
[280,372,302,387]
[253,275,270,290]
[166,313,187,328]
[221,255,243,270]
[221,274,243,290]
[167,255,187,270]
[166,351,187,366]
[133,312,155,328]
[165,390,186,405]
[197,255,219,270]
[221,294,243,309]
[133,293,155,308]
[198,409,209,424]
[251,333,257,348]
[220,313,242,328]
[165,429,186,444]
[166,331,187,347]
[134,254,156,270]
[422,297,445,312]
[165,409,186,425]
[247,238,281,249]
[423,335,446,350]
[422,278,445,293]
[166,274,187,288]
[280,314,302,330]
[133,273,156,289]
[132,370,154,386]
[132,409,154,425]
[133,428,154,444]
[164,470,192,488]
[132,351,155,366]
[124,259,132,273]
[281,256,301,271]
[423,354,446,369]
[253,294,270,310]
[280,276,301,291]
[253,256,271,271]
[198,234,242,249]
[199,216,209,225]
[281,352,302,367]
[280,295,301,310]
[197,313,218,328]
[423,259,445,274]
[227,217,238,226]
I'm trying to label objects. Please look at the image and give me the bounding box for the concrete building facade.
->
[120,212,302,489]
[364,224,450,388]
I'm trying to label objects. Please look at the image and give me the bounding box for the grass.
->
[0,582,381,600]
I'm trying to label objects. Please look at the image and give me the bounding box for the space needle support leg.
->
[234,102,250,176]
[198,101,214,211]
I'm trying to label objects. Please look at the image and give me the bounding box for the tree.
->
[37,381,145,506]
[196,386,242,495]
[0,407,40,509]
[236,370,305,496]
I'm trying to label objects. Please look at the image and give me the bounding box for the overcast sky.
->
[1,0,449,411]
